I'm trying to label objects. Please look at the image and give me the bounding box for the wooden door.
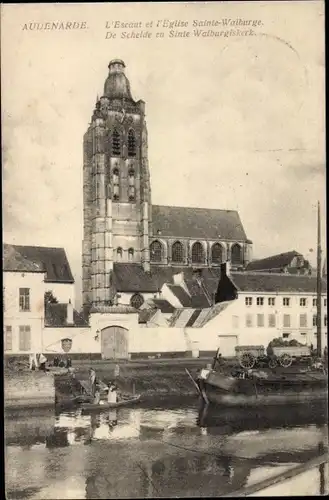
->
[101,326,129,359]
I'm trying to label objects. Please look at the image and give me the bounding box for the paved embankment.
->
[4,371,55,410]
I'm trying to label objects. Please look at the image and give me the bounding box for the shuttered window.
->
[5,326,12,351]
[299,314,307,328]
[257,314,264,327]
[19,325,31,351]
[283,314,291,328]
[268,314,276,327]
[246,314,253,327]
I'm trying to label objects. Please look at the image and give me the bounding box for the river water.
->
[5,400,328,499]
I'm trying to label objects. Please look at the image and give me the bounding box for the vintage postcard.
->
[2,1,327,498]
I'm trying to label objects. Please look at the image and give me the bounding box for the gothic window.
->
[172,241,184,263]
[231,243,242,265]
[150,240,163,262]
[112,129,121,156]
[113,168,119,201]
[128,129,137,157]
[211,243,223,265]
[117,247,123,259]
[130,293,144,309]
[113,168,119,184]
[128,168,135,201]
[191,242,204,264]
[128,248,134,261]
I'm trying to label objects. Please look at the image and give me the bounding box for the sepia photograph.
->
[2,1,327,498]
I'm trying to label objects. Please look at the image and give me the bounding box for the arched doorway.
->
[101,326,129,359]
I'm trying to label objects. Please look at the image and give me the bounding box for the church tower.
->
[82,60,152,312]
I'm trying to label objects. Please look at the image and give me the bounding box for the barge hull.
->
[204,383,328,407]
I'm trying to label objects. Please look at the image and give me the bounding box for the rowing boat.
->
[80,395,141,412]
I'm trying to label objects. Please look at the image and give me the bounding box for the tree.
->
[44,290,58,306]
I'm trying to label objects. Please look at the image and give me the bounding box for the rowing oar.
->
[185,368,201,395]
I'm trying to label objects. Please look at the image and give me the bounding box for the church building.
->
[82,59,252,314]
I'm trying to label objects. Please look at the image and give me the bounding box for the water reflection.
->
[5,401,328,499]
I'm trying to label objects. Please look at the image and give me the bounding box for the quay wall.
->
[4,372,56,410]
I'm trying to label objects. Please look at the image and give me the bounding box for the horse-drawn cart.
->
[236,343,311,369]
[269,345,311,368]
[235,345,266,369]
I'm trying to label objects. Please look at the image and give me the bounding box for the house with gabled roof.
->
[212,262,327,353]
[246,250,313,275]
[4,243,76,305]
[4,243,92,358]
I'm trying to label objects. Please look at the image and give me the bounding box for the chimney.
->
[67,299,74,325]
[173,272,185,285]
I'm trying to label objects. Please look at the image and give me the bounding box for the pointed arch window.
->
[191,242,204,264]
[128,248,134,261]
[231,243,242,265]
[128,168,135,201]
[172,241,184,263]
[211,243,223,265]
[150,240,163,263]
[112,129,121,157]
[117,247,123,259]
[113,168,119,201]
[128,129,137,157]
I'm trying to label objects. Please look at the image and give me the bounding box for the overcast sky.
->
[2,2,325,307]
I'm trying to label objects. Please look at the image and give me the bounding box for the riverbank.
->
[55,357,221,400]
[4,371,55,410]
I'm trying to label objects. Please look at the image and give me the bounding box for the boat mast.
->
[316,201,322,357]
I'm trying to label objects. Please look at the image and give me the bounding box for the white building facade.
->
[4,269,46,356]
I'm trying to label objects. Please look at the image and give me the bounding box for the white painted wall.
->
[201,291,327,354]
[4,270,45,354]
[43,327,98,354]
[128,327,186,353]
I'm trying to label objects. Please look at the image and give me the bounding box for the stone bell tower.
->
[82,59,152,312]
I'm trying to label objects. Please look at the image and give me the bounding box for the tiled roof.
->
[198,301,232,327]
[192,308,212,327]
[113,263,221,294]
[45,303,89,327]
[184,278,212,308]
[169,308,195,327]
[185,309,202,327]
[4,244,74,283]
[3,244,44,273]
[138,308,157,324]
[152,205,248,240]
[166,284,191,307]
[246,251,301,271]
[169,306,224,328]
[150,299,175,314]
[230,272,327,293]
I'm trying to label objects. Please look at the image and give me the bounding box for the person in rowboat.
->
[107,382,118,404]
[89,368,97,397]
[93,389,101,405]
[38,353,47,372]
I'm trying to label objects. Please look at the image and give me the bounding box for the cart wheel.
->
[268,357,278,369]
[239,353,256,369]
[279,353,292,368]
